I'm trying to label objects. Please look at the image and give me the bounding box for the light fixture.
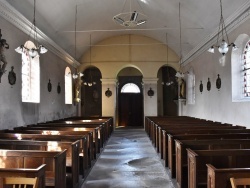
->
[15,0,47,58]
[175,3,185,78]
[83,34,96,87]
[72,5,84,81]
[113,0,147,27]
[208,0,237,56]
[72,72,84,79]
[162,33,174,86]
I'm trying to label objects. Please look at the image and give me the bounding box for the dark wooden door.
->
[118,93,143,127]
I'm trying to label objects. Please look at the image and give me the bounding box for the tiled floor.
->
[81,127,177,188]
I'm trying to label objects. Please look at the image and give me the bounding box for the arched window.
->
[65,67,73,104]
[186,67,195,104]
[22,41,40,103]
[243,40,250,97]
[121,83,140,93]
[232,34,250,102]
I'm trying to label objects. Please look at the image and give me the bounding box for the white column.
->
[142,78,158,119]
[101,78,117,126]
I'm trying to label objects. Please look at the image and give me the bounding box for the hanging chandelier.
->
[83,34,96,87]
[72,5,84,80]
[175,3,185,78]
[15,0,48,58]
[208,0,237,56]
[113,0,147,27]
[162,33,174,86]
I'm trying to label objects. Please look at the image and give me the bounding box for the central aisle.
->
[81,127,176,188]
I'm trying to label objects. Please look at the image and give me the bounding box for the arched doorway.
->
[117,67,143,127]
[157,66,178,116]
[81,67,102,117]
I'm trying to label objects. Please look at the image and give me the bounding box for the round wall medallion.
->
[57,82,61,94]
[216,74,221,90]
[199,81,203,93]
[48,79,52,92]
[8,66,16,86]
[147,87,154,97]
[207,78,211,91]
[105,88,112,98]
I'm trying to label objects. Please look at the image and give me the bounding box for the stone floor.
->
[81,126,177,188]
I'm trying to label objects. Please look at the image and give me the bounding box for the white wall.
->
[0,17,76,129]
[78,35,180,124]
[182,18,250,128]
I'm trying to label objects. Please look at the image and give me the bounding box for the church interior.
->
[0,0,250,187]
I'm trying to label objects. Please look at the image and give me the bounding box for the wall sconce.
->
[105,88,112,98]
[147,87,154,97]
[0,29,9,83]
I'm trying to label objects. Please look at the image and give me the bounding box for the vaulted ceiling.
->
[5,0,250,66]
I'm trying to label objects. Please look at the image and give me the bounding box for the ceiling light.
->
[15,0,48,58]
[208,0,237,56]
[113,0,147,27]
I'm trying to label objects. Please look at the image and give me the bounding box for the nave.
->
[82,127,176,188]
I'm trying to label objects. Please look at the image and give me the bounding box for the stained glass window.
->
[242,40,250,97]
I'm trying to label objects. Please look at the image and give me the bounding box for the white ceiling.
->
[5,0,250,65]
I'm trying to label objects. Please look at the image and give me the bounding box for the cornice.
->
[0,0,80,68]
[142,78,158,84]
[182,1,250,66]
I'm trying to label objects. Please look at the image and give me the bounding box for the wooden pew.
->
[187,149,250,188]
[148,117,227,143]
[27,123,105,149]
[167,133,250,178]
[0,164,46,188]
[0,139,80,188]
[175,139,250,188]
[154,122,237,150]
[37,118,112,143]
[0,149,67,188]
[207,164,250,188]
[57,116,114,135]
[0,133,89,174]
[166,129,250,179]
[14,126,100,155]
[160,126,245,161]
[4,129,95,162]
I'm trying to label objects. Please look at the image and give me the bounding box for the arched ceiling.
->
[5,0,250,65]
